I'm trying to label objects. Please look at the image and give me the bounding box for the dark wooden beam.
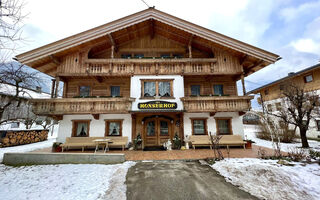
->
[238,111,246,116]
[43,67,57,75]
[108,33,118,52]
[244,60,264,75]
[92,114,100,120]
[239,54,248,65]
[94,76,103,83]
[52,115,63,121]
[209,112,216,117]
[49,55,60,65]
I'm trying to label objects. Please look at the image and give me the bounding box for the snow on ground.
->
[0,138,56,162]
[0,161,135,200]
[212,158,320,200]
[244,125,320,152]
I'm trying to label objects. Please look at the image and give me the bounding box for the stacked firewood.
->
[0,130,48,147]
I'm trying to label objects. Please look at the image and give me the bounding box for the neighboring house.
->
[0,83,58,138]
[248,63,320,138]
[15,8,280,146]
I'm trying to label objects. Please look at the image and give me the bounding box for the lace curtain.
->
[218,120,230,135]
[144,82,156,97]
[109,122,120,135]
[214,85,224,95]
[159,82,171,97]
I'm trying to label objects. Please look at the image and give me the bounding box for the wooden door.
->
[144,118,172,146]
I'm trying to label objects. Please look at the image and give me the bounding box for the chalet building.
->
[15,8,280,147]
[248,63,320,138]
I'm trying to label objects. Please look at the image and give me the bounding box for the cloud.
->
[291,38,320,54]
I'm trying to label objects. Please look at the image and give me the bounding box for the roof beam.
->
[239,54,248,65]
[107,33,118,52]
[244,60,264,75]
[49,55,60,65]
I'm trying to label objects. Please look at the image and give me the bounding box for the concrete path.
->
[126,161,258,200]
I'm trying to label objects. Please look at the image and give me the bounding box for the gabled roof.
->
[16,8,280,65]
[248,63,320,94]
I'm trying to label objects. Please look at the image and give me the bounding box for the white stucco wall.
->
[183,112,244,139]
[130,75,184,111]
[264,97,320,138]
[57,114,132,143]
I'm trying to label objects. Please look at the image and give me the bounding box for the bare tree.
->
[265,82,320,148]
[0,0,26,60]
[0,62,41,125]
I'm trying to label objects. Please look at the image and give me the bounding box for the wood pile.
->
[0,130,48,147]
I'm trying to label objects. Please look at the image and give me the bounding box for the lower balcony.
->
[181,96,253,112]
[31,98,135,116]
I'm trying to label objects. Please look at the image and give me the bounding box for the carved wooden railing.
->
[31,98,135,115]
[57,58,242,76]
[181,96,253,112]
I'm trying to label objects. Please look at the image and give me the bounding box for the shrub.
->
[309,149,320,159]
[256,120,297,143]
[288,147,307,162]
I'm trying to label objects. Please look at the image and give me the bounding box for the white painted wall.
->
[264,96,320,138]
[130,75,184,111]
[183,112,244,140]
[57,114,132,143]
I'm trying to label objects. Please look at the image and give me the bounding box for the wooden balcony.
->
[57,58,242,76]
[181,96,253,112]
[31,98,135,116]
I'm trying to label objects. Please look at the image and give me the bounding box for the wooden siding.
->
[260,68,320,102]
[184,76,238,96]
[64,77,130,98]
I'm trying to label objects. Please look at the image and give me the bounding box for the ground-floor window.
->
[191,118,207,135]
[72,120,91,137]
[216,118,232,135]
[105,120,123,136]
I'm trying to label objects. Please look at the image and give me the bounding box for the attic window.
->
[264,89,269,95]
[75,58,78,62]
[224,58,227,62]
[304,75,313,83]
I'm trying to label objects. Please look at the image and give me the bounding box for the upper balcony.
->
[56,58,243,77]
[31,97,135,116]
[180,96,253,112]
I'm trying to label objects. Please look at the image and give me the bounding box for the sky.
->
[13,0,320,106]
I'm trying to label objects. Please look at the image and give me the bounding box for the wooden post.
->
[54,77,60,98]
[188,45,192,58]
[51,79,56,98]
[111,45,114,59]
[241,73,246,95]
[63,81,68,98]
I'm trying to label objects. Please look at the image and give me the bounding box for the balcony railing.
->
[181,96,253,112]
[31,98,135,115]
[57,58,242,76]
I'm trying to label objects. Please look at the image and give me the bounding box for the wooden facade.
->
[17,8,279,146]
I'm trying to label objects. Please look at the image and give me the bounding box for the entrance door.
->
[145,118,171,146]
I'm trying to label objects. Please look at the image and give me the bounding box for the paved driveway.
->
[126,161,258,200]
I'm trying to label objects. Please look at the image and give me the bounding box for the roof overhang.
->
[16,8,280,73]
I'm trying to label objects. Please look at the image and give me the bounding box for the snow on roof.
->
[0,83,51,99]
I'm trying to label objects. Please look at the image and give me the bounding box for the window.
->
[134,54,144,58]
[111,86,120,97]
[158,81,171,97]
[279,84,284,90]
[275,102,281,111]
[213,84,224,95]
[267,104,273,112]
[144,81,156,97]
[216,118,232,135]
[72,120,90,137]
[160,120,169,136]
[141,80,173,98]
[79,86,90,97]
[10,122,20,128]
[316,120,320,131]
[264,89,269,95]
[191,118,207,135]
[191,85,201,96]
[160,54,170,58]
[121,54,131,59]
[105,120,123,136]
[304,75,313,83]
[173,54,183,58]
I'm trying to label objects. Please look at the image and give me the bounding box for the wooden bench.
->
[218,135,247,150]
[61,136,128,152]
[189,135,212,149]
[189,135,246,150]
